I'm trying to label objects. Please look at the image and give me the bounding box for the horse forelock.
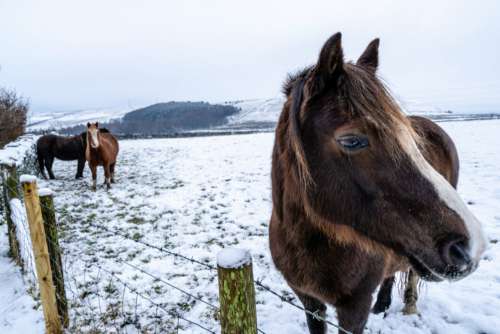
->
[341,63,423,160]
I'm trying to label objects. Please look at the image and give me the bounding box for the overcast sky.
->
[1,0,499,113]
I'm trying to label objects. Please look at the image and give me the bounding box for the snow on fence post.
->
[0,163,22,267]
[39,188,69,328]
[217,248,257,334]
[21,175,62,334]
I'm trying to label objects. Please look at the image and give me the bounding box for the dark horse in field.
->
[37,133,87,179]
[86,122,119,190]
[269,32,486,334]
[36,128,111,180]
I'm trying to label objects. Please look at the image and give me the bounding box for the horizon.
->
[1,0,500,114]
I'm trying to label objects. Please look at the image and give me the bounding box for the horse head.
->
[283,32,486,281]
[87,122,100,149]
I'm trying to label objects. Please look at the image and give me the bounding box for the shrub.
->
[0,88,29,148]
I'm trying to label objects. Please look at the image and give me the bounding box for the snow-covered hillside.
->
[2,119,499,333]
[225,98,285,124]
[27,106,139,131]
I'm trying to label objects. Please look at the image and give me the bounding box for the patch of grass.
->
[104,280,118,295]
[152,284,162,294]
[128,217,146,225]
[132,232,143,241]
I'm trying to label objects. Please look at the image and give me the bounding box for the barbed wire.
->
[82,258,217,334]
[120,260,218,311]
[89,222,216,270]
[41,230,221,333]
[254,279,352,334]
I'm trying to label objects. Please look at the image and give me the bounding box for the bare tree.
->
[0,87,29,148]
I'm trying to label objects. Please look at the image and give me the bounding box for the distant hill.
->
[120,101,238,133]
[51,101,240,136]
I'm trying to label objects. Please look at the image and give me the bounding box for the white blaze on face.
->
[397,125,486,263]
[88,127,99,148]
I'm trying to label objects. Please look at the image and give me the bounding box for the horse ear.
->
[317,32,344,76]
[87,122,91,128]
[95,122,99,128]
[357,38,380,73]
[310,32,344,94]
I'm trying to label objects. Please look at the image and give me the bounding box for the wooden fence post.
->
[1,163,22,267]
[217,248,257,334]
[39,188,69,328]
[21,175,62,334]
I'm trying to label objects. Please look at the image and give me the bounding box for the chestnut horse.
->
[269,32,486,334]
[86,122,119,190]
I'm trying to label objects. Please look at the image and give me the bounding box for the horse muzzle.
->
[408,238,480,282]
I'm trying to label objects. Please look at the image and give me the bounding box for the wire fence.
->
[1,167,351,334]
[82,219,350,333]
[0,176,38,293]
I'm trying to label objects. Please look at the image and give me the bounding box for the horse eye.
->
[337,135,369,151]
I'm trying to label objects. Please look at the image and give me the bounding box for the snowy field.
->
[2,119,500,333]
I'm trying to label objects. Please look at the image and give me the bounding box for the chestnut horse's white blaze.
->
[88,127,99,149]
[398,125,486,269]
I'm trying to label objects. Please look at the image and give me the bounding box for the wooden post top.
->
[20,174,37,184]
[217,248,252,269]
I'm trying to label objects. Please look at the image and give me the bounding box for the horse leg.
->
[45,155,56,179]
[402,269,419,315]
[90,164,97,191]
[336,292,372,334]
[372,275,395,314]
[293,290,327,334]
[76,158,85,179]
[110,163,116,183]
[38,155,47,179]
[104,164,111,190]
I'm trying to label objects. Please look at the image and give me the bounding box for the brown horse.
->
[269,32,486,334]
[86,122,119,190]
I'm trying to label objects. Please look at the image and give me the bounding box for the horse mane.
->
[282,66,313,96]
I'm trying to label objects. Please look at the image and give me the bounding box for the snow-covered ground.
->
[0,240,44,332]
[1,119,499,333]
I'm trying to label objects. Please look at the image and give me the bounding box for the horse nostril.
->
[450,241,471,266]
[441,239,471,271]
